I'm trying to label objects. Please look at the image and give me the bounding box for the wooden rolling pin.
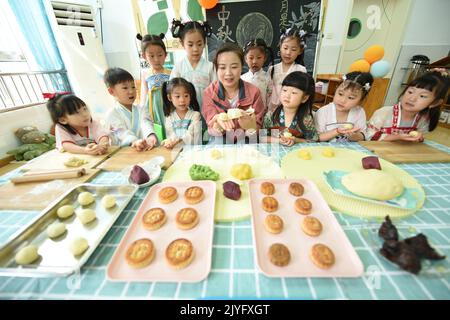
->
[11,168,86,184]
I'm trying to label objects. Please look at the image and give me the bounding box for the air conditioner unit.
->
[44,0,115,122]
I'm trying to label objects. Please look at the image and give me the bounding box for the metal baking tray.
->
[0,183,137,277]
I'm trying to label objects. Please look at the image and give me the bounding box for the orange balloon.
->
[364,45,385,64]
[349,59,371,72]
[198,0,218,9]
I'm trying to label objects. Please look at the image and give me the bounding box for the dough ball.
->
[409,131,419,137]
[230,163,253,180]
[47,222,67,238]
[101,195,116,209]
[70,237,89,256]
[342,169,404,201]
[298,149,312,160]
[57,205,75,219]
[64,157,88,167]
[77,209,96,225]
[210,149,222,160]
[343,123,354,130]
[78,192,95,206]
[218,113,229,121]
[15,245,39,265]
[322,148,335,158]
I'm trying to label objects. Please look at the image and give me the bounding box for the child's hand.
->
[337,127,360,136]
[400,132,423,142]
[161,138,179,149]
[145,134,158,150]
[279,136,295,147]
[131,139,147,152]
[85,143,107,155]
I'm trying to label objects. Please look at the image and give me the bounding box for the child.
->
[263,71,318,146]
[202,42,265,143]
[315,71,374,142]
[104,67,158,151]
[170,19,215,107]
[46,93,110,155]
[267,28,308,112]
[241,38,274,108]
[138,33,171,141]
[366,70,449,141]
[160,77,202,148]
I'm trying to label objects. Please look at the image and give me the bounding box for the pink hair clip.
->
[42,92,71,100]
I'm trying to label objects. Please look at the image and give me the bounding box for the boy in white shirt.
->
[104,67,158,151]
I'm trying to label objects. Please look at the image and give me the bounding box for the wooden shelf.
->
[438,122,450,129]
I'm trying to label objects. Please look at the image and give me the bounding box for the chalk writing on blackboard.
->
[236,13,273,48]
[216,6,234,42]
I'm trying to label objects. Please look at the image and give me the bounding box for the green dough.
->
[189,164,219,181]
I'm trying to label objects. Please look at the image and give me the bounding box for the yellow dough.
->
[64,157,88,168]
[15,245,39,265]
[342,169,404,201]
[218,113,229,121]
[78,192,95,206]
[57,205,75,219]
[77,209,96,224]
[230,163,253,180]
[47,222,67,238]
[227,108,243,119]
[343,123,354,130]
[409,131,419,137]
[283,131,293,138]
[298,149,312,160]
[210,149,222,160]
[70,237,89,256]
[322,148,335,158]
[101,195,116,209]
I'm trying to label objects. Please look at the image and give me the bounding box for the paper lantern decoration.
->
[349,59,371,73]
[364,45,385,64]
[370,60,391,78]
[198,0,218,9]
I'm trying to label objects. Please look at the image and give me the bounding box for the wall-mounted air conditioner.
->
[44,0,114,121]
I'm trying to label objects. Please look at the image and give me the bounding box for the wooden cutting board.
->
[0,169,100,210]
[97,146,183,171]
[359,141,450,163]
[19,146,119,171]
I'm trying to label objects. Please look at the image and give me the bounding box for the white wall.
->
[384,0,450,105]
[315,0,353,74]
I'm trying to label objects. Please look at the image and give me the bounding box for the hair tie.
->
[342,75,371,91]
[42,92,71,100]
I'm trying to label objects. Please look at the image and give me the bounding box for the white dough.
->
[70,237,89,256]
[57,205,75,219]
[342,169,404,201]
[78,192,95,206]
[15,245,39,265]
[77,209,96,224]
[101,195,116,209]
[47,222,67,238]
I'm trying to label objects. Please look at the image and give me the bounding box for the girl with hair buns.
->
[170,19,216,108]
[315,71,374,142]
[267,28,309,112]
[138,33,171,140]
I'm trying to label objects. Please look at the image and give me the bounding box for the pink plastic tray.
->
[107,181,216,282]
[249,178,364,278]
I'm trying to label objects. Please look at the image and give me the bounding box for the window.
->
[0,1,70,112]
[347,18,362,39]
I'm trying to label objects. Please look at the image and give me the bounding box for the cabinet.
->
[427,56,450,129]
[314,74,390,119]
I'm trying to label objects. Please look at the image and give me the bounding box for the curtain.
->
[8,0,69,91]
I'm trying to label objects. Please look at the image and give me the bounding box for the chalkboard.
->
[206,0,322,74]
